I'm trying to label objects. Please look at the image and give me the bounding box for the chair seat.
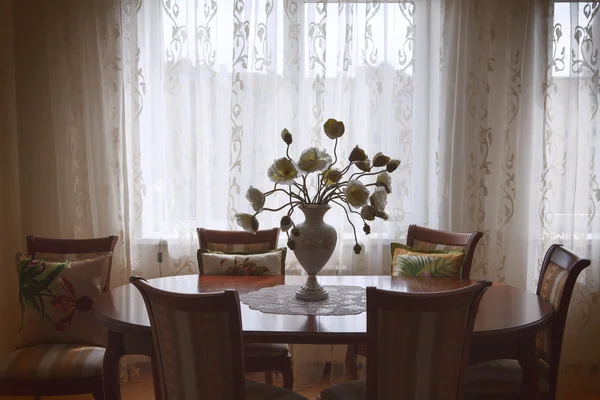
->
[465,359,550,397]
[244,343,289,358]
[0,344,104,380]
[319,380,366,400]
[245,379,307,399]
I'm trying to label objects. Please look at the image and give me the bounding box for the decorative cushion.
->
[465,359,550,396]
[390,243,465,277]
[244,343,289,358]
[197,248,286,276]
[319,379,366,400]
[536,261,569,356]
[412,239,466,253]
[0,344,104,379]
[16,253,112,347]
[245,379,307,400]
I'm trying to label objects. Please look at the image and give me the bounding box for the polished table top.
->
[93,275,553,344]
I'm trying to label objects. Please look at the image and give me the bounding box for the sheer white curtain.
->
[538,2,600,395]
[8,0,600,395]
[123,0,437,387]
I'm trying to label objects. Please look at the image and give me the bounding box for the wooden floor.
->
[2,381,600,400]
[0,377,330,399]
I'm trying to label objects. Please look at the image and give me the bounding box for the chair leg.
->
[281,360,294,390]
[265,371,274,384]
[93,387,105,400]
[345,345,359,380]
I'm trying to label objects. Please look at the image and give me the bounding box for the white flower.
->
[360,205,377,221]
[235,213,259,233]
[369,187,387,212]
[323,168,342,186]
[375,172,392,194]
[323,118,345,139]
[297,148,332,173]
[267,158,299,185]
[245,186,265,212]
[344,180,370,209]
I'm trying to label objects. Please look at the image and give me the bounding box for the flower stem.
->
[330,199,359,246]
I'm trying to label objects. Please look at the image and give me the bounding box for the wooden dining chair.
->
[197,227,293,389]
[0,235,118,400]
[345,224,484,380]
[464,244,591,400]
[130,277,306,400]
[320,281,491,400]
[406,224,483,279]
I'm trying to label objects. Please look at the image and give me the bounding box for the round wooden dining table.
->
[93,275,553,400]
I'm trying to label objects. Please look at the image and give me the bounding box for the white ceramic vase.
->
[293,205,337,300]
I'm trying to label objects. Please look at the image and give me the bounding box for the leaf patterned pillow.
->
[197,248,286,276]
[16,253,112,347]
[391,244,465,277]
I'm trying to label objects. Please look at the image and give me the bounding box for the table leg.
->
[518,335,539,400]
[103,330,125,400]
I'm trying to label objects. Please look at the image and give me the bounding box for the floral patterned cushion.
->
[197,248,286,276]
[16,253,112,348]
[391,243,465,277]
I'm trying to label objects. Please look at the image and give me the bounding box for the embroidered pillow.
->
[197,248,286,276]
[391,243,465,277]
[16,253,112,348]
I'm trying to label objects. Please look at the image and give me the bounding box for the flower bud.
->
[291,227,300,237]
[363,223,371,235]
[353,244,362,254]
[386,159,400,173]
[280,215,293,232]
[281,129,293,145]
[287,239,296,250]
[372,152,390,167]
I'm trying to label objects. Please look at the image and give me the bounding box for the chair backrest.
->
[366,280,491,400]
[26,235,118,291]
[130,277,246,400]
[197,227,280,253]
[406,224,483,278]
[536,244,591,394]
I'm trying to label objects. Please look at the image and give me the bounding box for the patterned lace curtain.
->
[541,2,600,395]
[119,0,438,388]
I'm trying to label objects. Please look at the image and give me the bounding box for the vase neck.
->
[299,206,330,224]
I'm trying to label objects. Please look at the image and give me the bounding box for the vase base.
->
[295,273,329,301]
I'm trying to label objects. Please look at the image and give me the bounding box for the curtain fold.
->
[0,0,21,359]
[7,0,600,396]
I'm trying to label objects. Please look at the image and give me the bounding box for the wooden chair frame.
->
[535,244,591,399]
[130,277,247,400]
[406,224,483,279]
[196,227,293,389]
[197,227,280,251]
[0,235,118,400]
[366,281,491,399]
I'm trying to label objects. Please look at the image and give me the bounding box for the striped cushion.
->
[245,380,307,400]
[465,359,550,396]
[244,343,289,358]
[206,242,272,253]
[537,262,568,355]
[319,380,366,400]
[0,344,104,379]
[412,239,465,253]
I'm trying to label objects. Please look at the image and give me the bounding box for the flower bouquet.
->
[236,118,399,300]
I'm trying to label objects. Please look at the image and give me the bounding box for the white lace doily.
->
[239,285,366,316]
